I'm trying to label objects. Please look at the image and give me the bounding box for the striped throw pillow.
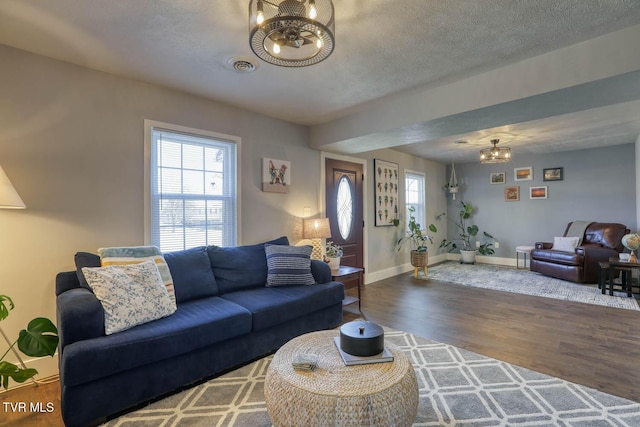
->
[265,245,316,287]
[98,246,176,304]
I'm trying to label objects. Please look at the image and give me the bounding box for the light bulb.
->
[273,43,280,54]
[309,0,317,19]
[256,1,264,25]
[316,38,323,49]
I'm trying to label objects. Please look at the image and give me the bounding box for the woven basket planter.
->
[410,250,428,268]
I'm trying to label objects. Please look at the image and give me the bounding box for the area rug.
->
[103,328,640,426]
[426,261,640,311]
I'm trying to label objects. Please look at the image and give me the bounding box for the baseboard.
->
[366,254,520,284]
[364,253,449,284]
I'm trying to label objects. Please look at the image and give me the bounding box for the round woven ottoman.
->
[264,330,418,427]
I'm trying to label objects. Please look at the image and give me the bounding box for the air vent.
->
[227,56,258,73]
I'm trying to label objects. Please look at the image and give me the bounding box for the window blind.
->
[150,128,237,252]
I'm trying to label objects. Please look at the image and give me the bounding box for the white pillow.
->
[82,261,177,335]
[552,236,580,253]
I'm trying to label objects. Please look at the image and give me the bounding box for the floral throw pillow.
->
[82,261,177,335]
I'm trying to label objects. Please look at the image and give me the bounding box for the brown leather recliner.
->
[530,222,629,283]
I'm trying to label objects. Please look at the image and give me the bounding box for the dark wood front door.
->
[325,158,364,269]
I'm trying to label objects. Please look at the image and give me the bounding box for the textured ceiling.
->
[1,0,640,162]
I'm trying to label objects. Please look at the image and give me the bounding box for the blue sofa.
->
[55,237,344,427]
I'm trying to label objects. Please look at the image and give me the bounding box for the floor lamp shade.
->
[303,218,331,260]
[0,165,25,209]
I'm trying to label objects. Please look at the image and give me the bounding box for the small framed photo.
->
[529,186,548,199]
[514,166,533,181]
[543,167,564,181]
[490,172,506,184]
[504,186,520,202]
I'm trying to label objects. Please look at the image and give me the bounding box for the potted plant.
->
[325,241,343,270]
[0,294,59,389]
[428,201,495,264]
[397,206,434,270]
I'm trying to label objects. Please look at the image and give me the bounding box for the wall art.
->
[530,186,548,199]
[490,172,506,184]
[262,158,290,193]
[543,167,564,181]
[504,186,520,201]
[374,159,399,226]
[514,166,533,181]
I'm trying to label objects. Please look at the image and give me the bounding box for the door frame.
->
[320,152,369,282]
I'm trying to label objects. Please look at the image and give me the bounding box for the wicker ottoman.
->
[264,330,418,427]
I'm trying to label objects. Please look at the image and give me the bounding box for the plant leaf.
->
[428,224,437,233]
[467,225,479,236]
[17,318,59,358]
[0,361,38,390]
[0,295,15,321]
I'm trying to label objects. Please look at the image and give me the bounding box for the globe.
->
[622,233,640,251]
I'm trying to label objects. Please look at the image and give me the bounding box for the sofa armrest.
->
[56,288,105,351]
[577,245,618,281]
[535,242,553,249]
[310,259,332,283]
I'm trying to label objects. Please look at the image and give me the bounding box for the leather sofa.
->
[530,222,629,283]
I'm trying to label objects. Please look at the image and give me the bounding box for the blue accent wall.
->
[441,143,636,258]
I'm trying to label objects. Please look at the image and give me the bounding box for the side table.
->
[264,331,418,426]
[331,265,363,312]
[516,245,535,270]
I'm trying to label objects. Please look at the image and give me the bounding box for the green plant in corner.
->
[396,206,433,252]
[428,201,495,255]
[0,294,59,389]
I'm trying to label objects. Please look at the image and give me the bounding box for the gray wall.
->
[445,144,637,258]
[0,45,322,378]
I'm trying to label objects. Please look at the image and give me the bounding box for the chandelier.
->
[480,139,511,164]
[249,0,335,67]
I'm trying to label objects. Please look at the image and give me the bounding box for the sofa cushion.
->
[531,248,583,266]
[207,236,289,294]
[82,261,177,335]
[552,236,580,252]
[164,246,219,303]
[265,244,315,287]
[60,296,252,387]
[74,252,101,290]
[221,281,344,331]
[99,246,176,304]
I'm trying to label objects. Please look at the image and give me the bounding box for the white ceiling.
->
[2,0,640,163]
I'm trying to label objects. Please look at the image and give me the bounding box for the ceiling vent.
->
[227,56,259,73]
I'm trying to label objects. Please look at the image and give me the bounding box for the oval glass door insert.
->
[336,176,353,240]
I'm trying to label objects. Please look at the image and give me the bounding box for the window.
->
[405,171,425,231]
[147,122,239,252]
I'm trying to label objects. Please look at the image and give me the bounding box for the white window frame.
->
[404,170,426,232]
[144,120,241,250]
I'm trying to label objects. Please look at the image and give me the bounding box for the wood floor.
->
[4,269,640,426]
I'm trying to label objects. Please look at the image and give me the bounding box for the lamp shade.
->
[0,165,25,209]
[303,218,331,239]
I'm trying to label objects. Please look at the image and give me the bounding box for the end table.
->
[331,265,363,312]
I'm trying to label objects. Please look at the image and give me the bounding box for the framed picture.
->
[490,172,506,184]
[514,166,533,181]
[262,158,291,193]
[529,186,548,199]
[504,186,520,202]
[374,159,399,226]
[543,167,564,181]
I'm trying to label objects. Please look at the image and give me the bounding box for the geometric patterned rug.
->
[103,328,640,426]
[426,262,640,311]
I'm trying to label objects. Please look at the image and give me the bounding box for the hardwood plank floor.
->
[4,269,640,426]
[352,271,640,403]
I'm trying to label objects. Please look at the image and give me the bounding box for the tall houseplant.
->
[428,201,495,264]
[0,294,59,389]
[397,207,433,276]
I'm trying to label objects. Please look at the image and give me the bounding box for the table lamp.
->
[303,218,331,260]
